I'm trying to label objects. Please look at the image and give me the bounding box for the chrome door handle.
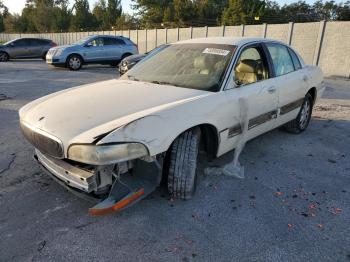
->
[267,86,276,94]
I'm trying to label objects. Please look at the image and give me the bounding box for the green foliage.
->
[0,0,349,33]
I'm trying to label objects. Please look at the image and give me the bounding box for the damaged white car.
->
[19,37,324,216]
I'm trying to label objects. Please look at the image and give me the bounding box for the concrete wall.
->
[0,21,349,77]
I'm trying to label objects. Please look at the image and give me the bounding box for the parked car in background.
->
[119,44,169,75]
[0,38,56,62]
[19,37,324,215]
[46,35,138,70]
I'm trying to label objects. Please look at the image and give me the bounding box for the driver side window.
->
[234,46,269,86]
[88,38,104,47]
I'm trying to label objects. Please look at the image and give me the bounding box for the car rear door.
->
[102,37,125,61]
[220,43,279,153]
[27,39,43,57]
[264,43,307,126]
[83,37,105,62]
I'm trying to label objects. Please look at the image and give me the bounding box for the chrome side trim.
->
[280,98,304,115]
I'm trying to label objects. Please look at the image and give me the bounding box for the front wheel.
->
[167,127,201,200]
[0,52,9,62]
[67,55,83,71]
[284,93,313,134]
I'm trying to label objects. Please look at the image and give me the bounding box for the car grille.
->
[47,49,56,56]
[20,121,64,159]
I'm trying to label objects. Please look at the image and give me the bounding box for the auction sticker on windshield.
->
[203,48,230,56]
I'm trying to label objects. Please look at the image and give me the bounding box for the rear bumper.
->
[35,149,97,193]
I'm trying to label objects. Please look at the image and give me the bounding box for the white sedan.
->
[19,37,324,215]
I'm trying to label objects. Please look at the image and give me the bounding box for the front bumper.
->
[46,54,66,66]
[35,149,96,193]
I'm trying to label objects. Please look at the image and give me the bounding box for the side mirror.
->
[9,43,15,47]
[85,42,93,47]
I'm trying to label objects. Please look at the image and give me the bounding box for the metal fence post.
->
[262,23,267,38]
[205,26,208,37]
[287,22,294,45]
[145,29,148,52]
[313,20,326,66]
[128,29,131,38]
[222,25,225,37]
[165,28,168,44]
[190,27,193,39]
[177,27,180,41]
[136,29,138,46]
[155,28,158,47]
[241,24,245,37]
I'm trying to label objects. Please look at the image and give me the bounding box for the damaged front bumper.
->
[34,149,163,216]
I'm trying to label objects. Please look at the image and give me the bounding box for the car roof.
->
[89,35,126,38]
[175,37,285,47]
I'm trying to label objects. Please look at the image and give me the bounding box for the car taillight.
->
[51,42,57,47]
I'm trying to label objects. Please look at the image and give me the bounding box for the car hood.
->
[20,79,211,149]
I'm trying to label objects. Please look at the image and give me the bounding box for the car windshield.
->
[73,36,92,45]
[122,43,236,92]
[3,39,15,45]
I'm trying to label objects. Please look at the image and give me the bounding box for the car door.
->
[83,37,106,62]
[264,43,307,126]
[27,39,43,57]
[103,37,124,61]
[219,43,278,153]
[8,39,30,58]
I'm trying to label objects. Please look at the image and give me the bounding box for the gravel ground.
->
[0,60,349,262]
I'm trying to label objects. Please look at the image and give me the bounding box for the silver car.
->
[46,35,138,70]
[0,38,56,62]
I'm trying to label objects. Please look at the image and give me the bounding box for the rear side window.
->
[266,43,295,76]
[104,38,125,46]
[288,48,302,70]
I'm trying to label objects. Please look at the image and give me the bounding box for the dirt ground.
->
[0,60,349,262]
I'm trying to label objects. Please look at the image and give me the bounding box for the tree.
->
[221,0,247,25]
[0,0,9,32]
[93,0,109,29]
[70,0,95,31]
[107,0,122,28]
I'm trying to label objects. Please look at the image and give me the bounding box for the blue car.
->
[46,35,138,70]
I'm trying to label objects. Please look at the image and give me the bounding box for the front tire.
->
[167,127,201,200]
[284,93,313,134]
[0,52,9,62]
[67,54,83,71]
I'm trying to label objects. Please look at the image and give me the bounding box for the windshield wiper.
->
[151,80,178,87]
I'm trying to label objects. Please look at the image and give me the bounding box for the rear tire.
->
[0,52,9,62]
[167,127,201,200]
[284,93,313,134]
[67,54,83,71]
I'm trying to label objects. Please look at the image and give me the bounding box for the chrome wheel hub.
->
[69,57,81,69]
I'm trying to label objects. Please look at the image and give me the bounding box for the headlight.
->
[54,49,64,56]
[68,143,148,165]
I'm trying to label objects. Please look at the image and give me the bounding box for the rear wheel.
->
[0,52,9,62]
[167,127,201,200]
[284,93,313,134]
[67,54,83,71]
